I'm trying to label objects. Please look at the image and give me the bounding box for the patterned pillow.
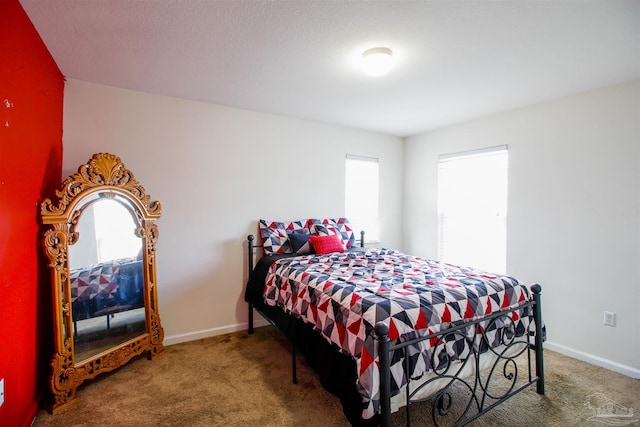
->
[259,220,291,255]
[259,219,311,255]
[284,219,310,234]
[309,218,356,249]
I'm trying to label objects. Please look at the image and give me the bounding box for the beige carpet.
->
[33,326,639,426]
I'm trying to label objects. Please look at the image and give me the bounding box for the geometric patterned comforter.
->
[263,248,532,420]
[69,257,143,321]
[70,261,123,303]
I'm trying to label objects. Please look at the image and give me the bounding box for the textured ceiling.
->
[19,0,640,137]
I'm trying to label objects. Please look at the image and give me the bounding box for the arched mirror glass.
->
[69,196,146,363]
[41,153,164,413]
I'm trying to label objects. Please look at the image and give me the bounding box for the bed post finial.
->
[374,321,388,338]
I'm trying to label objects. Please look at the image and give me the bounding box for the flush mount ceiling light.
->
[361,47,394,76]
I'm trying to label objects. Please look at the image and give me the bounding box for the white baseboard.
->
[545,341,640,379]
[163,316,270,346]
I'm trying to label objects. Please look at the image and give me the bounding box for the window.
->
[437,146,508,273]
[345,155,379,242]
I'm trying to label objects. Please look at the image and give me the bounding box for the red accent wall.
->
[0,1,64,425]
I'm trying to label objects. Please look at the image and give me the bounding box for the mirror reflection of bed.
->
[68,197,146,363]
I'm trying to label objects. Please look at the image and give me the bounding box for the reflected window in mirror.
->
[94,198,141,262]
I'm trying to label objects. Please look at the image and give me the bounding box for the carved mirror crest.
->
[41,153,164,413]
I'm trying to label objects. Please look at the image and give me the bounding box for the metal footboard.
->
[376,284,544,426]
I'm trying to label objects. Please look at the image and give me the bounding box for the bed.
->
[245,218,544,426]
[69,257,145,326]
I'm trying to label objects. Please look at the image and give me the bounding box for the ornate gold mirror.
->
[41,153,164,413]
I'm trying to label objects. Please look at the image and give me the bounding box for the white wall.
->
[404,81,640,377]
[62,79,404,344]
[62,78,639,378]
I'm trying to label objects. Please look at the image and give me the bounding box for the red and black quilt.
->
[263,248,532,419]
[70,261,121,303]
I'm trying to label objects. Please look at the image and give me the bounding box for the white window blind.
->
[345,155,379,242]
[437,146,508,273]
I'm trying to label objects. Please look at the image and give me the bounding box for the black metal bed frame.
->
[246,234,545,426]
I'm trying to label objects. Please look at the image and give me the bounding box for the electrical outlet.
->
[0,378,4,407]
[603,311,616,327]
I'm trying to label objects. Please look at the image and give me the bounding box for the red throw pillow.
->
[310,234,344,255]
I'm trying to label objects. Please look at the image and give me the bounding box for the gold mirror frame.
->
[41,153,164,413]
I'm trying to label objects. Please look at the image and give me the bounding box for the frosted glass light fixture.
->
[361,47,393,76]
